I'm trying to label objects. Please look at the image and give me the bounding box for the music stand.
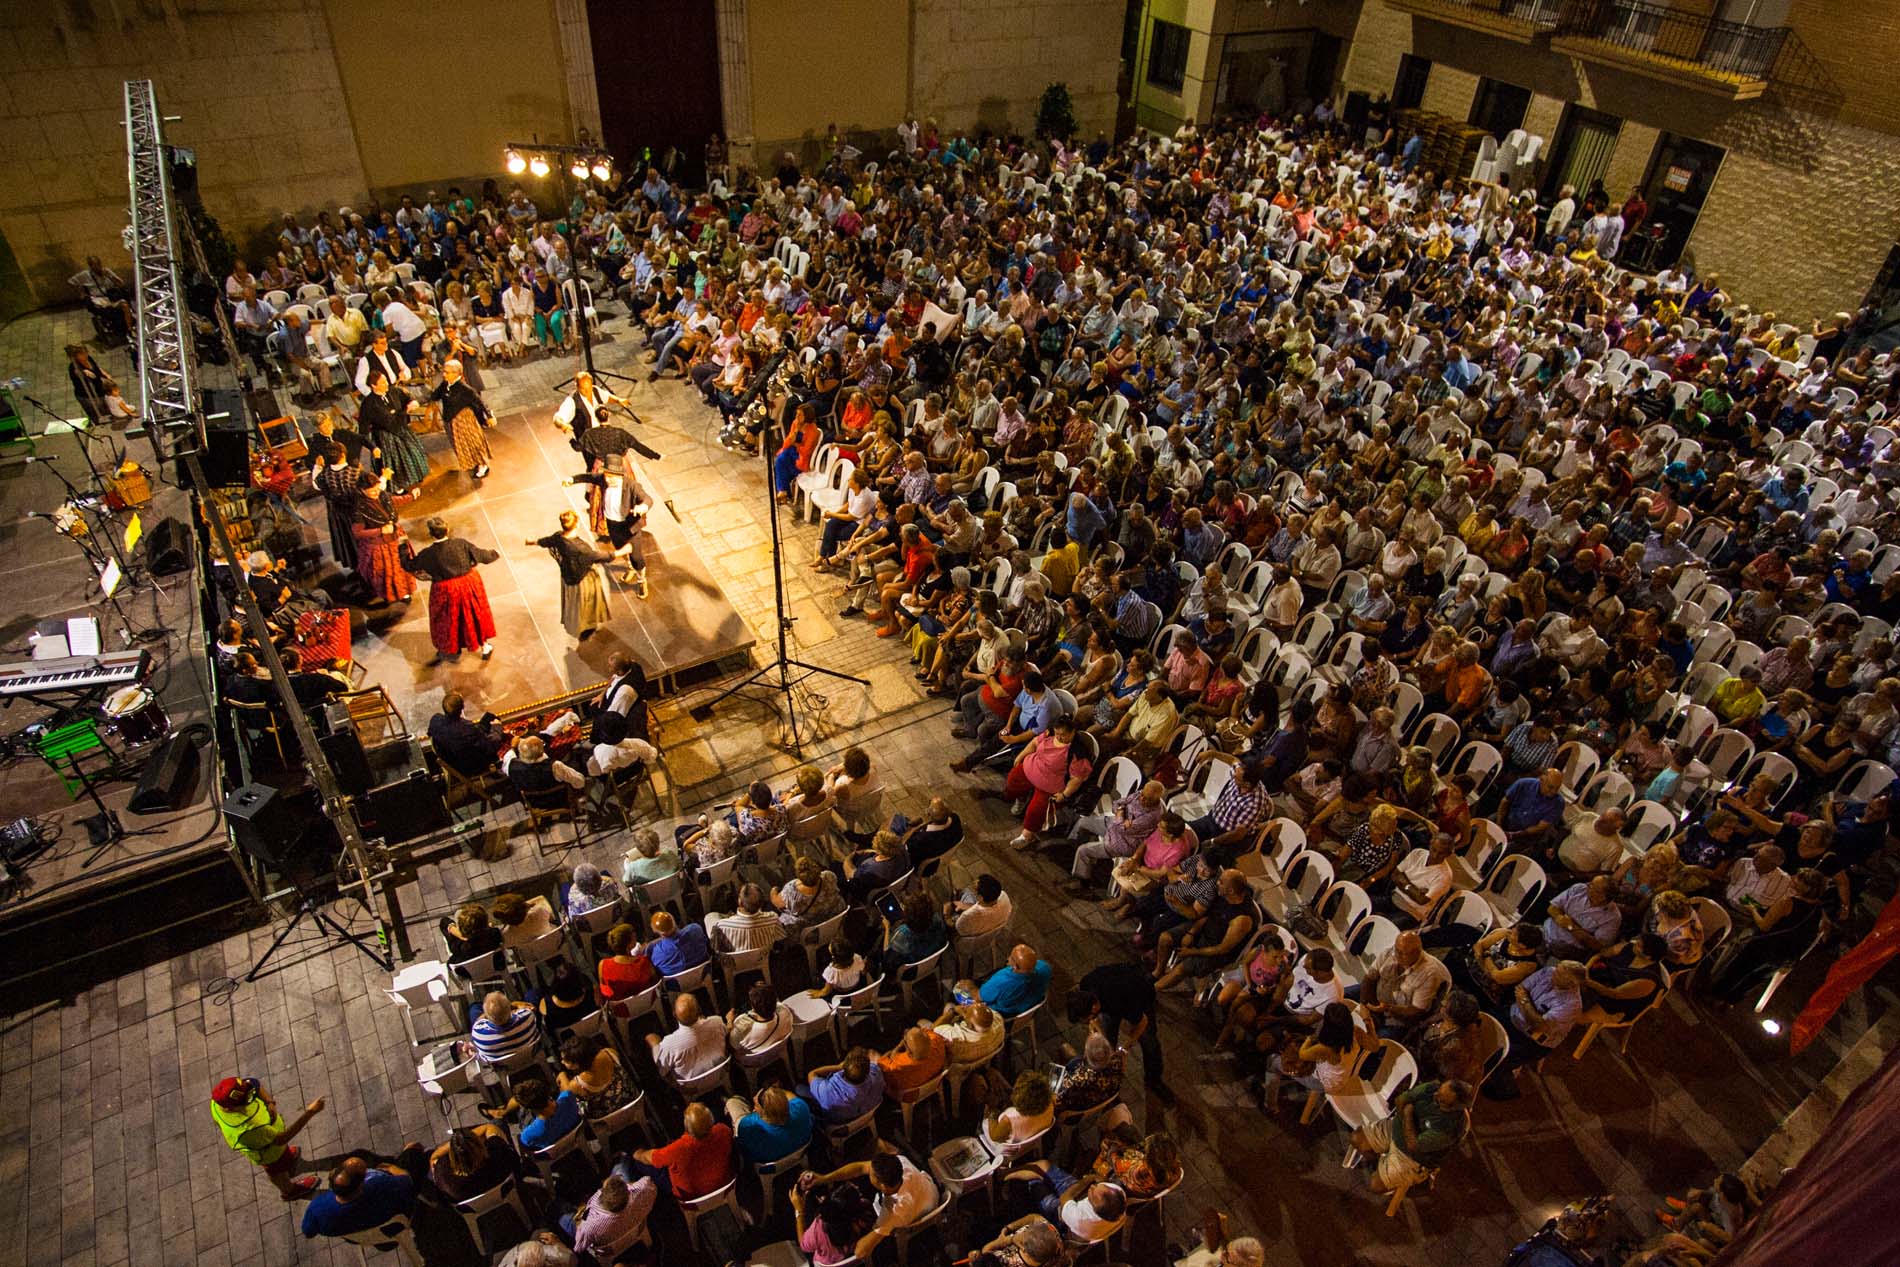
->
[35,716,161,867]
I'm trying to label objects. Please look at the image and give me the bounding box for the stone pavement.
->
[0,309,1894,1267]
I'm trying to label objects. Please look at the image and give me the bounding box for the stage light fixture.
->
[1761,1018,1782,1036]
[569,157,589,180]
[505,148,526,175]
[529,153,551,178]
[591,157,613,182]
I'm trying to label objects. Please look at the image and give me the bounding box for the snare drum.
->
[102,685,170,746]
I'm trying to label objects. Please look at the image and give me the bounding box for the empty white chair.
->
[1480,855,1547,922]
[1554,740,1601,795]
[1576,768,1635,816]
[1624,800,1678,855]
[1412,713,1462,767]
[1446,740,1504,798]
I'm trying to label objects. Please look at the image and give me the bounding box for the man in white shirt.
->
[645,995,728,1083]
[1557,807,1628,876]
[353,330,410,396]
[380,295,429,366]
[947,873,1013,937]
[805,1148,940,1261]
[1391,834,1458,922]
[1725,844,1795,918]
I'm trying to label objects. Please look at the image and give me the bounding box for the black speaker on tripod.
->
[222,783,332,884]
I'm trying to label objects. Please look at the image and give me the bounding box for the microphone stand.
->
[12,388,125,497]
[689,349,867,754]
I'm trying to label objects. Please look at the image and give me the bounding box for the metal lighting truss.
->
[123,79,198,460]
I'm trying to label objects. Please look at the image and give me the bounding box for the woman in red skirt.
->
[350,470,416,606]
[401,517,499,661]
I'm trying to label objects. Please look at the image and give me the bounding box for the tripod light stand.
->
[690,350,867,754]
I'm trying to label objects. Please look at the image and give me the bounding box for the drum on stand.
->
[101,685,171,747]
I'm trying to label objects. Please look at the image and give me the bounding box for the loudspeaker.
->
[318,727,373,798]
[360,770,451,845]
[127,731,202,813]
[223,783,299,870]
[143,516,192,577]
[199,389,249,488]
[245,384,281,425]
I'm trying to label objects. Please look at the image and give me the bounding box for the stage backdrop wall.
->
[319,0,571,194]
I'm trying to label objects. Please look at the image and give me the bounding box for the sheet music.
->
[66,617,101,657]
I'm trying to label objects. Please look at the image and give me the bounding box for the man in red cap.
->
[210,1076,325,1199]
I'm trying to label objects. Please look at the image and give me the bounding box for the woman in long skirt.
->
[312,442,361,571]
[360,371,430,495]
[351,470,416,605]
[429,356,492,479]
[531,510,612,641]
[401,516,499,660]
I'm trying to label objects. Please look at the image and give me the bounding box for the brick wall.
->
[0,0,370,303]
[1334,4,1900,321]
[1340,1,1413,100]
[911,0,1125,142]
[1421,65,1480,121]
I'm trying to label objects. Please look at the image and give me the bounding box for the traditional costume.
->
[313,459,362,571]
[351,478,415,604]
[430,375,493,477]
[360,384,429,493]
[535,524,612,638]
[402,535,499,656]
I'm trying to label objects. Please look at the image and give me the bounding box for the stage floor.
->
[350,404,756,728]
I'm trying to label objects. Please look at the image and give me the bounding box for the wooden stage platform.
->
[352,405,757,729]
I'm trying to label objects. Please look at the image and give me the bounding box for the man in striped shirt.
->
[706,883,785,953]
[470,992,542,1064]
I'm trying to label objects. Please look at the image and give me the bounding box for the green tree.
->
[1036,82,1077,142]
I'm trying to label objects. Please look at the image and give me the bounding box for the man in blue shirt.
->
[646,910,711,977]
[1500,768,1566,859]
[729,1085,815,1163]
[801,1047,886,1123]
[1064,492,1107,550]
[302,1155,418,1240]
[979,944,1053,1018]
[516,1077,584,1152]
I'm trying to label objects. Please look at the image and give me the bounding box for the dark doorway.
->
[1393,54,1431,111]
[587,0,722,186]
[1631,132,1723,271]
[1469,78,1531,139]
[1541,104,1621,204]
[1307,34,1342,105]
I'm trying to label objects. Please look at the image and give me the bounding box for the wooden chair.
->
[521,785,584,852]
[226,699,288,766]
[441,761,505,817]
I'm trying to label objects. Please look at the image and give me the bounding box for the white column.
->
[554,0,603,142]
[715,0,755,166]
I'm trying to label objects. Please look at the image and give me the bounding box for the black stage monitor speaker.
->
[318,727,374,798]
[199,389,249,488]
[127,731,202,814]
[144,516,192,577]
[360,770,451,846]
[223,783,299,870]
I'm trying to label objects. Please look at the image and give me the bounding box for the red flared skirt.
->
[353,527,416,604]
[427,570,496,655]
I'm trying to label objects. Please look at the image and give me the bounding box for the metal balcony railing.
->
[1385,0,1565,31]
[1557,0,1780,79]
[1554,0,1843,113]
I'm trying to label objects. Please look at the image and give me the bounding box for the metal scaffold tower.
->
[122,78,199,463]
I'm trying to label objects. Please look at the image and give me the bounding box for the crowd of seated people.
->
[291,107,1900,1260]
